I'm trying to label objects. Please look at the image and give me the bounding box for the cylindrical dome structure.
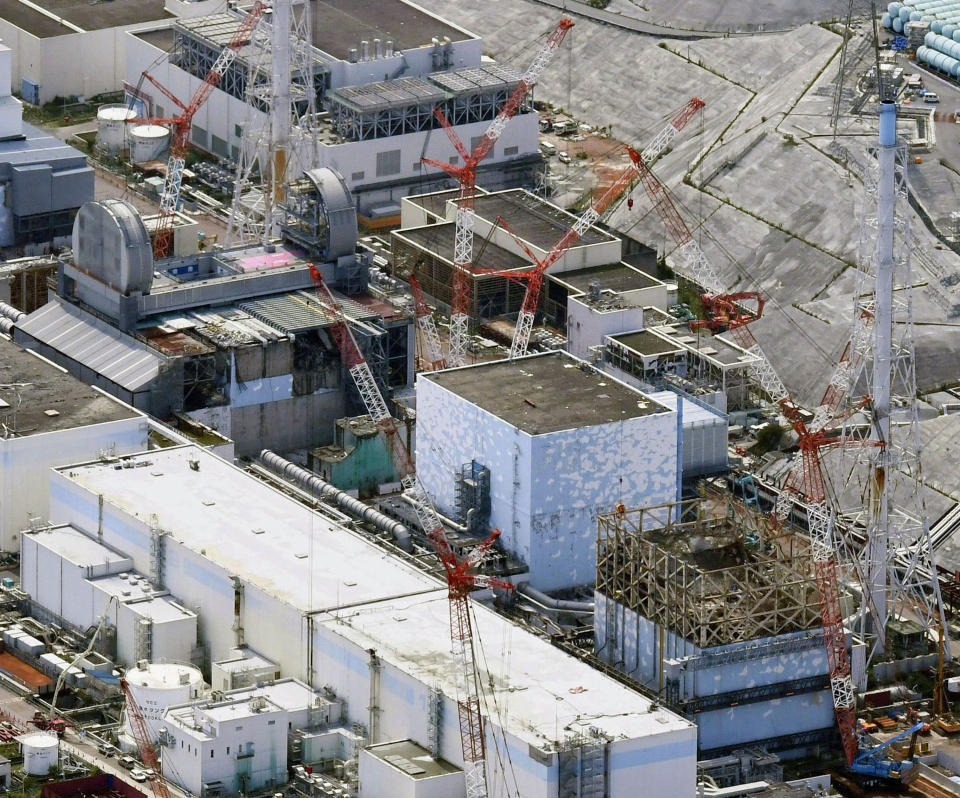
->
[96,104,136,154]
[20,733,58,776]
[122,662,204,742]
[130,124,170,163]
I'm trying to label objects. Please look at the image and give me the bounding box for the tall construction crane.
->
[630,152,787,402]
[408,274,445,371]
[421,18,573,368]
[640,97,705,165]
[121,678,172,798]
[130,2,268,258]
[308,266,511,798]
[497,146,644,359]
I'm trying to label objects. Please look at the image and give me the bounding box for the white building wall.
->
[325,38,483,88]
[416,370,678,590]
[0,414,148,552]
[566,296,646,360]
[595,593,835,754]
[0,23,169,105]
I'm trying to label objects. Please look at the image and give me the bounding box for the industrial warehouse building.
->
[125,0,540,218]
[42,443,697,797]
[0,336,148,552]
[416,351,681,590]
[0,43,92,247]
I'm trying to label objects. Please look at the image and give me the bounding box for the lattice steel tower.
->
[228,0,318,245]
[841,100,947,668]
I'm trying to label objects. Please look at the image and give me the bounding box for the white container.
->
[96,104,137,154]
[122,662,204,742]
[19,732,58,775]
[130,124,171,163]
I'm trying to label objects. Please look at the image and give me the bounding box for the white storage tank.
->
[130,124,170,163]
[19,732,58,775]
[96,104,136,154]
[122,661,204,742]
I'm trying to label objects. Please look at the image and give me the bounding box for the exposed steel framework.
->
[308,266,511,798]
[130,2,268,257]
[421,18,573,368]
[408,274,445,371]
[120,678,172,798]
[639,97,705,165]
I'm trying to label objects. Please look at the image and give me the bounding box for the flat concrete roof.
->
[423,351,669,435]
[612,330,684,356]
[366,740,460,779]
[134,27,175,52]
[472,190,615,250]
[395,224,531,274]
[308,0,472,61]
[0,336,141,437]
[224,679,317,713]
[89,573,197,624]
[55,446,443,614]
[24,524,131,571]
[318,591,694,745]
[0,0,171,37]
[0,122,88,171]
[552,262,661,294]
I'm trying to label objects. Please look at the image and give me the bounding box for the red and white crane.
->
[130,2,268,258]
[308,266,511,798]
[408,274,445,371]
[639,97,705,165]
[121,678,172,798]
[497,146,643,359]
[421,18,573,368]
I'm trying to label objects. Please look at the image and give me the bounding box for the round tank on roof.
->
[20,732,58,776]
[130,124,170,163]
[96,104,136,154]
[303,167,358,261]
[73,199,154,292]
[122,662,204,743]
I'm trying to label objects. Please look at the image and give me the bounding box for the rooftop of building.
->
[133,27,175,52]
[0,122,90,170]
[610,329,684,356]
[89,573,197,624]
[0,335,141,437]
[472,190,615,250]
[213,648,278,675]
[423,351,670,435]
[365,740,461,780]
[24,524,131,571]
[55,445,444,615]
[0,0,171,37]
[393,224,530,274]
[223,678,320,713]
[307,0,472,62]
[551,262,662,295]
[611,326,759,368]
[317,590,694,747]
[166,695,284,738]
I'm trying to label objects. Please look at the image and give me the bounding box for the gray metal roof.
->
[326,76,447,113]
[238,290,377,335]
[428,63,520,95]
[16,300,163,392]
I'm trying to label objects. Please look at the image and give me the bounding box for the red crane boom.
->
[120,678,172,798]
[130,3,267,258]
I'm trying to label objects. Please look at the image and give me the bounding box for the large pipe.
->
[0,301,25,323]
[259,450,410,548]
[0,318,14,335]
[517,582,594,613]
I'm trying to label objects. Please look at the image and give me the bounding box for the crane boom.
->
[421,19,573,368]
[121,678,172,798]
[130,2,267,257]
[309,267,511,798]
[408,275,445,371]
[640,97,705,165]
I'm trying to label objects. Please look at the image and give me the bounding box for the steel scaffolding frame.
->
[596,499,821,649]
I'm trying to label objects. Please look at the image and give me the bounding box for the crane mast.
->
[309,267,510,798]
[130,2,268,257]
[421,19,573,368]
[639,97,705,165]
[121,678,172,798]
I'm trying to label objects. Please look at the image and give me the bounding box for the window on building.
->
[226,747,230,755]
[156,105,164,120]
[231,145,240,161]
[504,145,519,156]
[234,124,243,138]
[268,720,276,726]
[210,750,214,758]
[211,135,228,158]
[192,126,209,150]
[412,162,422,171]
[470,136,483,152]
[448,156,459,165]
[351,171,365,182]
[376,149,401,177]
[181,741,184,749]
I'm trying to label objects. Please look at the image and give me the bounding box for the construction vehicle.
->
[29,711,65,736]
[129,2,267,257]
[850,720,926,780]
[309,267,511,798]
[421,18,573,368]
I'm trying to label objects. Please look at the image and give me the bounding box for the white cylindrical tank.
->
[122,662,204,742]
[96,104,136,154]
[20,732,58,776]
[130,124,171,163]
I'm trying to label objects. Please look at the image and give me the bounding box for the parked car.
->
[558,151,571,164]
[97,742,115,757]
[118,756,137,770]
[130,769,148,783]
[924,92,940,104]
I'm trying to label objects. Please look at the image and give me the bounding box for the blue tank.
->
[888,1,902,11]
[894,16,904,30]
